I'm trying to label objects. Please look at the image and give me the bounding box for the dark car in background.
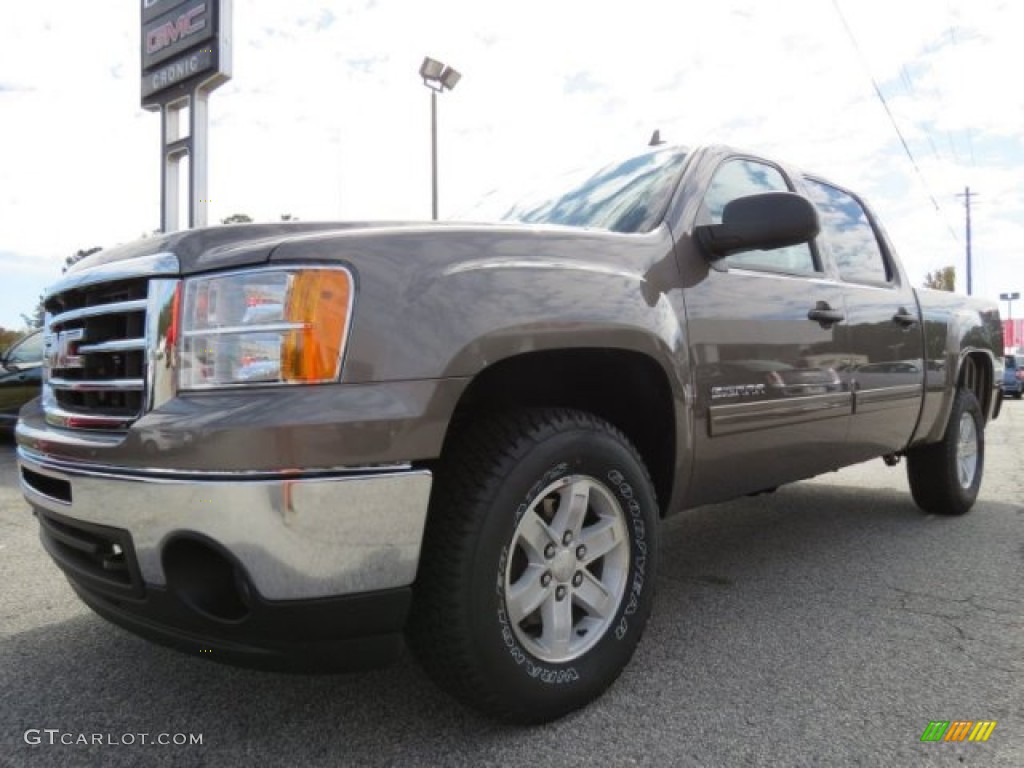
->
[0,329,43,434]
[1003,353,1024,399]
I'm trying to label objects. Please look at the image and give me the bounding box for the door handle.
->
[807,301,845,328]
[892,308,919,327]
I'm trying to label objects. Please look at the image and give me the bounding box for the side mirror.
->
[696,191,820,260]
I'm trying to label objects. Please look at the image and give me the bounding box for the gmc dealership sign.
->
[141,0,230,105]
[146,4,207,61]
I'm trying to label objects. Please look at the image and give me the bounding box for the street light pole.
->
[431,89,438,221]
[419,57,461,221]
[1000,292,1020,321]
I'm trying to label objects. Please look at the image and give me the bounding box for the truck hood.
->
[67,221,428,276]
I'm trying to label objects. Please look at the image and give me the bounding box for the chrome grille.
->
[41,252,180,431]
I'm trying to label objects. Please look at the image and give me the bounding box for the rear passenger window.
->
[703,159,817,274]
[804,179,890,284]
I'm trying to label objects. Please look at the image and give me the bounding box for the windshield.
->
[465,147,687,234]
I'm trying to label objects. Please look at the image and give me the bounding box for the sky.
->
[1,0,1022,332]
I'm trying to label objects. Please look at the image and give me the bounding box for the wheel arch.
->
[439,348,680,516]
[957,349,996,422]
[912,347,998,448]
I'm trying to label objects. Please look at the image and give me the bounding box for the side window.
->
[804,178,890,284]
[7,332,43,365]
[703,158,816,273]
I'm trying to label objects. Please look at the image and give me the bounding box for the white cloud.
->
[1,0,1022,330]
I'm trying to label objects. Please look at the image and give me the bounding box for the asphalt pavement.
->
[1,404,1021,767]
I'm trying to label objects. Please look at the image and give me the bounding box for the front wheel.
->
[408,409,659,723]
[906,389,984,515]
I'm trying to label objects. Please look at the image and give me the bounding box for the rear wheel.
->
[408,408,659,723]
[906,388,984,516]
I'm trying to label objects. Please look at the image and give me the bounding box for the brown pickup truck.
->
[16,144,1003,723]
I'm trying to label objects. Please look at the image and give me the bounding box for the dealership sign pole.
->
[141,0,231,232]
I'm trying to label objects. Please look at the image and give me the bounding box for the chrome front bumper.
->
[18,447,432,600]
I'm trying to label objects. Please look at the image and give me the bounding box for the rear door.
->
[800,177,925,460]
[679,153,851,505]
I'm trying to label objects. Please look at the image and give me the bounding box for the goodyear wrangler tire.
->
[408,408,659,724]
[906,388,984,516]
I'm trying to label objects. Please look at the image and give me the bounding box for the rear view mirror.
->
[696,191,820,260]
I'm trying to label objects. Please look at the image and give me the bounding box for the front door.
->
[680,154,852,506]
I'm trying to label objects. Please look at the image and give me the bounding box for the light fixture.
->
[440,67,461,91]
[419,57,444,81]
[420,56,461,93]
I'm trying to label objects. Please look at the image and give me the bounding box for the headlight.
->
[179,267,353,389]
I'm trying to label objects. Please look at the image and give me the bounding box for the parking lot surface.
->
[1,404,1022,767]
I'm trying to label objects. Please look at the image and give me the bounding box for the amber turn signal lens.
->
[281,270,352,382]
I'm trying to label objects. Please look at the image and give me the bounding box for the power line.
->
[831,0,960,243]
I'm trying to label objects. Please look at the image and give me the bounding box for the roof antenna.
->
[648,129,666,146]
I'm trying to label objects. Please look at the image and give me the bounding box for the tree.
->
[64,247,101,273]
[222,213,298,224]
[21,302,45,331]
[923,266,955,292]
[0,327,22,350]
[21,247,103,328]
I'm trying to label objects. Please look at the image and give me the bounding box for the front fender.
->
[269,223,688,387]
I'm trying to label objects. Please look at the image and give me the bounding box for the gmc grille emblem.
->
[45,328,85,370]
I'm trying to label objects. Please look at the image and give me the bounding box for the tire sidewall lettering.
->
[493,448,654,685]
[607,468,648,641]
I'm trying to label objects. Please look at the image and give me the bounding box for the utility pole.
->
[956,186,978,295]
